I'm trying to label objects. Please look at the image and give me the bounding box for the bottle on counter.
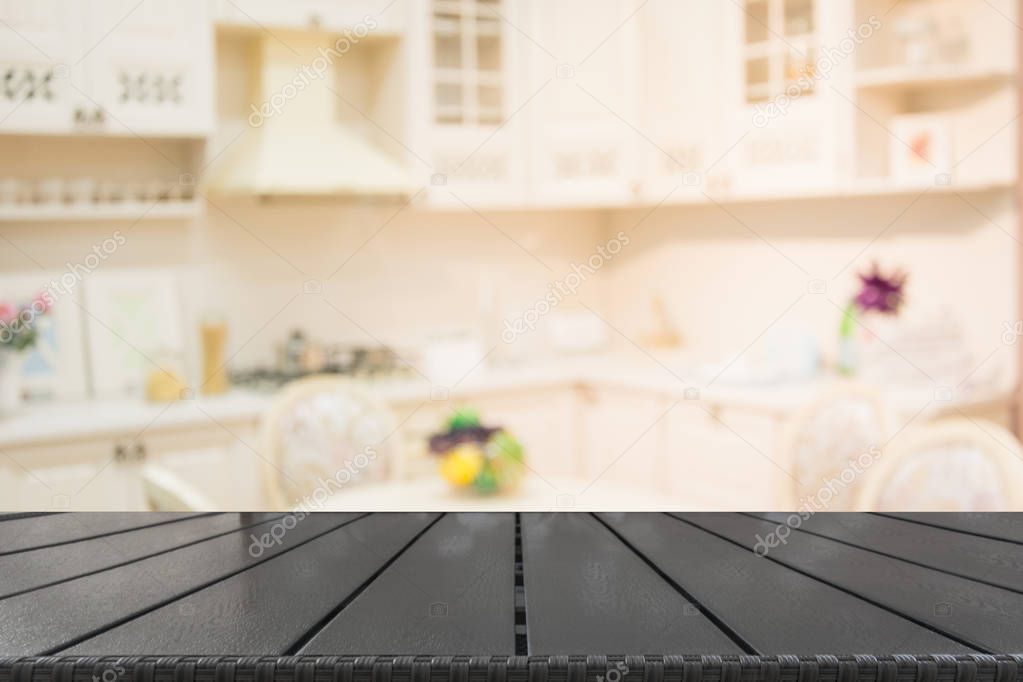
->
[200,315,230,395]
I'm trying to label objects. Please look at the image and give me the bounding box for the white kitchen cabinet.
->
[521,0,641,207]
[0,438,145,510]
[718,0,852,195]
[0,409,261,511]
[664,402,786,509]
[576,385,671,492]
[637,1,728,203]
[0,0,81,134]
[410,0,529,207]
[80,0,213,137]
[0,0,213,137]
[214,0,405,36]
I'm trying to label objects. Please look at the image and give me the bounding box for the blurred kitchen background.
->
[0,0,1020,511]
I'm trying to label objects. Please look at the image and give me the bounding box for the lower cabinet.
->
[575,386,669,493]
[664,404,785,509]
[0,418,261,511]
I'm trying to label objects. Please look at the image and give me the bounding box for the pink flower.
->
[31,291,52,314]
[0,303,15,322]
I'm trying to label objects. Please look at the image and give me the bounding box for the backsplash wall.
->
[603,190,1019,387]
[0,202,607,374]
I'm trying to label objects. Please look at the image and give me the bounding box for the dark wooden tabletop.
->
[1,512,1022,660]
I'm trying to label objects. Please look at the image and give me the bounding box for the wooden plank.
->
[674,513,1023,653]
[751,512,1023,594]
[0,513,282,599]
[599,513,973,654]
[299,513,516,654]
[521,513,743,654]
[63,513,440,655]
[0,512,363,655]
[880,513,1023,544]
[0,512,206,555]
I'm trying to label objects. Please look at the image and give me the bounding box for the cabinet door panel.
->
[0,0,80,133]
[524,0,640,205]
[84,0,213,136]
[638,0,727,202]
[578,388,668,492]
[665,405,783,509]
[420,0,528,207]
[10,458,142,511]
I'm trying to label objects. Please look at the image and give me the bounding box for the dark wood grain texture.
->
[0,513,207,556]
[750,512,1023,594]
[1,512,1021,657]
[299,513,516,654]
[0,513,364,654]
[674,513,1023,653]
[599,513,973,654]
[0,513,281,599]
[63,513,439,655]
[881,513,1023,544]
[521,512,744,654]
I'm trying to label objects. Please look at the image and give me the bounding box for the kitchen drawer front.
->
[665,405,783,509]
[0,437,143,511]
[577,386,671,493]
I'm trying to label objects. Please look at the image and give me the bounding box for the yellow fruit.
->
[440,444,484,486]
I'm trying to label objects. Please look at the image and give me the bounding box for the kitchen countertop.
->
[0,356,1011,448]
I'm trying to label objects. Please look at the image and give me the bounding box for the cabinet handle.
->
[73,107,87,123]
[114,444,128,462]
[133,443,146,462]
[93,107,105,124]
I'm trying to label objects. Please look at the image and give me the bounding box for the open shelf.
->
[0,200,202,222]
[856,65,1015,93]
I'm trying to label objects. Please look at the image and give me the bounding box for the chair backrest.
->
[259,375,398,510]
[780,383,890,510]
[856,418,1023,511]
[141,464,217,511]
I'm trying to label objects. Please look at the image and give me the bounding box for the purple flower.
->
[855,263,907,315]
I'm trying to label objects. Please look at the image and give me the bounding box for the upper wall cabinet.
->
[214,0,406,35]
[83,0,213,137]
[718,0,851,195]
[0,0,213,137]
[0,0,80,134]
[411,0,530,208]
[521,0,641,207]
[637,0,729,203]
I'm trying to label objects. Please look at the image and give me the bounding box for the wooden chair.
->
[779,383,890,510]
[259,375,398,510]
[856,418,1023,511]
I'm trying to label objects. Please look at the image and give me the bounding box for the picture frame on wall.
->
[83,269,187,397]
[890,114,952,186]
[0,272,89,401]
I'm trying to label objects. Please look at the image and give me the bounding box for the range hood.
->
[207,33,414,199]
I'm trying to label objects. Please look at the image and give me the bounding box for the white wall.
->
[602,190,1019,387]
[0,203,607,374]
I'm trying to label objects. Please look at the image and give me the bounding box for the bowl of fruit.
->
[428,408,526,494]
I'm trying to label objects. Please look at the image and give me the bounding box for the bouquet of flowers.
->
[0,294,51,352]
[0,294,51,414]
[428,408,526,494]
[838,263,907,374]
